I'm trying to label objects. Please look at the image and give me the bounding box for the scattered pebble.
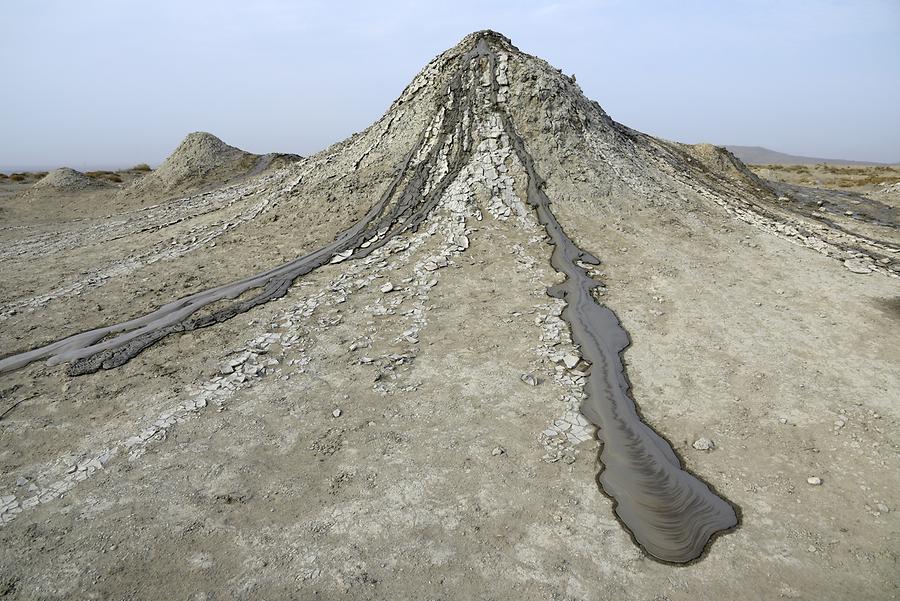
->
[692,437,715,451]
[330,249,352,264]
[520,373,539,386]
[332,409,342,418]
[807,476,823,486]
[491,446,505,456]
[379,282,394,293]
[843,259,872,274]
[562,354,579,369]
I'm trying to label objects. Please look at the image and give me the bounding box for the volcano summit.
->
[0,31,897,599]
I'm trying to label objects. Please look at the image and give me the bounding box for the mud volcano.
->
[6,31,893,565]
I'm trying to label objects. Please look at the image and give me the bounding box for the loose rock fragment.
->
[330,249,353,264]
[692,437,716,451]
[843,259,872,274]
[562,354,580,369]
[520,373,539,386]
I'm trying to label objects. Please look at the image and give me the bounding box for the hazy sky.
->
[2,0,898,171]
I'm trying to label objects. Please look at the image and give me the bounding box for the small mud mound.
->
[122,132,266,200]
[676,143,768,186]
[249,152,303,176]
[31,168,109,193]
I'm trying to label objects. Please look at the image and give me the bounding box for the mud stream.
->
[0,32,737,564]
[506,120,738,562]
[0,68,473,376]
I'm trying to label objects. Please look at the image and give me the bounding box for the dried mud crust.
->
[0,30,897,600]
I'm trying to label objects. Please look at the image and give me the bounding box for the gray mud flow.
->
[510,127,738,562]
[469,35,738,563]
[0,74,473,376]
[767,181,900,230]
[0,31,736,564]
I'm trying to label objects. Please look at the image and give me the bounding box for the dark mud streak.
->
[768,181,899,229]
[0,60,477,376]
[471,33,738,563]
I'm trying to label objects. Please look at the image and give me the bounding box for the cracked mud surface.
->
[1,31,898,599]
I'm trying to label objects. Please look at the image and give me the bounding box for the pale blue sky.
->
[2,0,898,171]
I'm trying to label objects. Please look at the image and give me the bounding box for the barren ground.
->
[1,32,898,600]
[1,162,897,599]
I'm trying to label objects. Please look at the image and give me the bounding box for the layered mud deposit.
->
[2,32,764,563]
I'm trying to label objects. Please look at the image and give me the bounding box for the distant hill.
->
[120,132,301,201]
[725,145,889,166]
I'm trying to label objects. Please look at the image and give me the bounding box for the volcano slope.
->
[1,31,898,600]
